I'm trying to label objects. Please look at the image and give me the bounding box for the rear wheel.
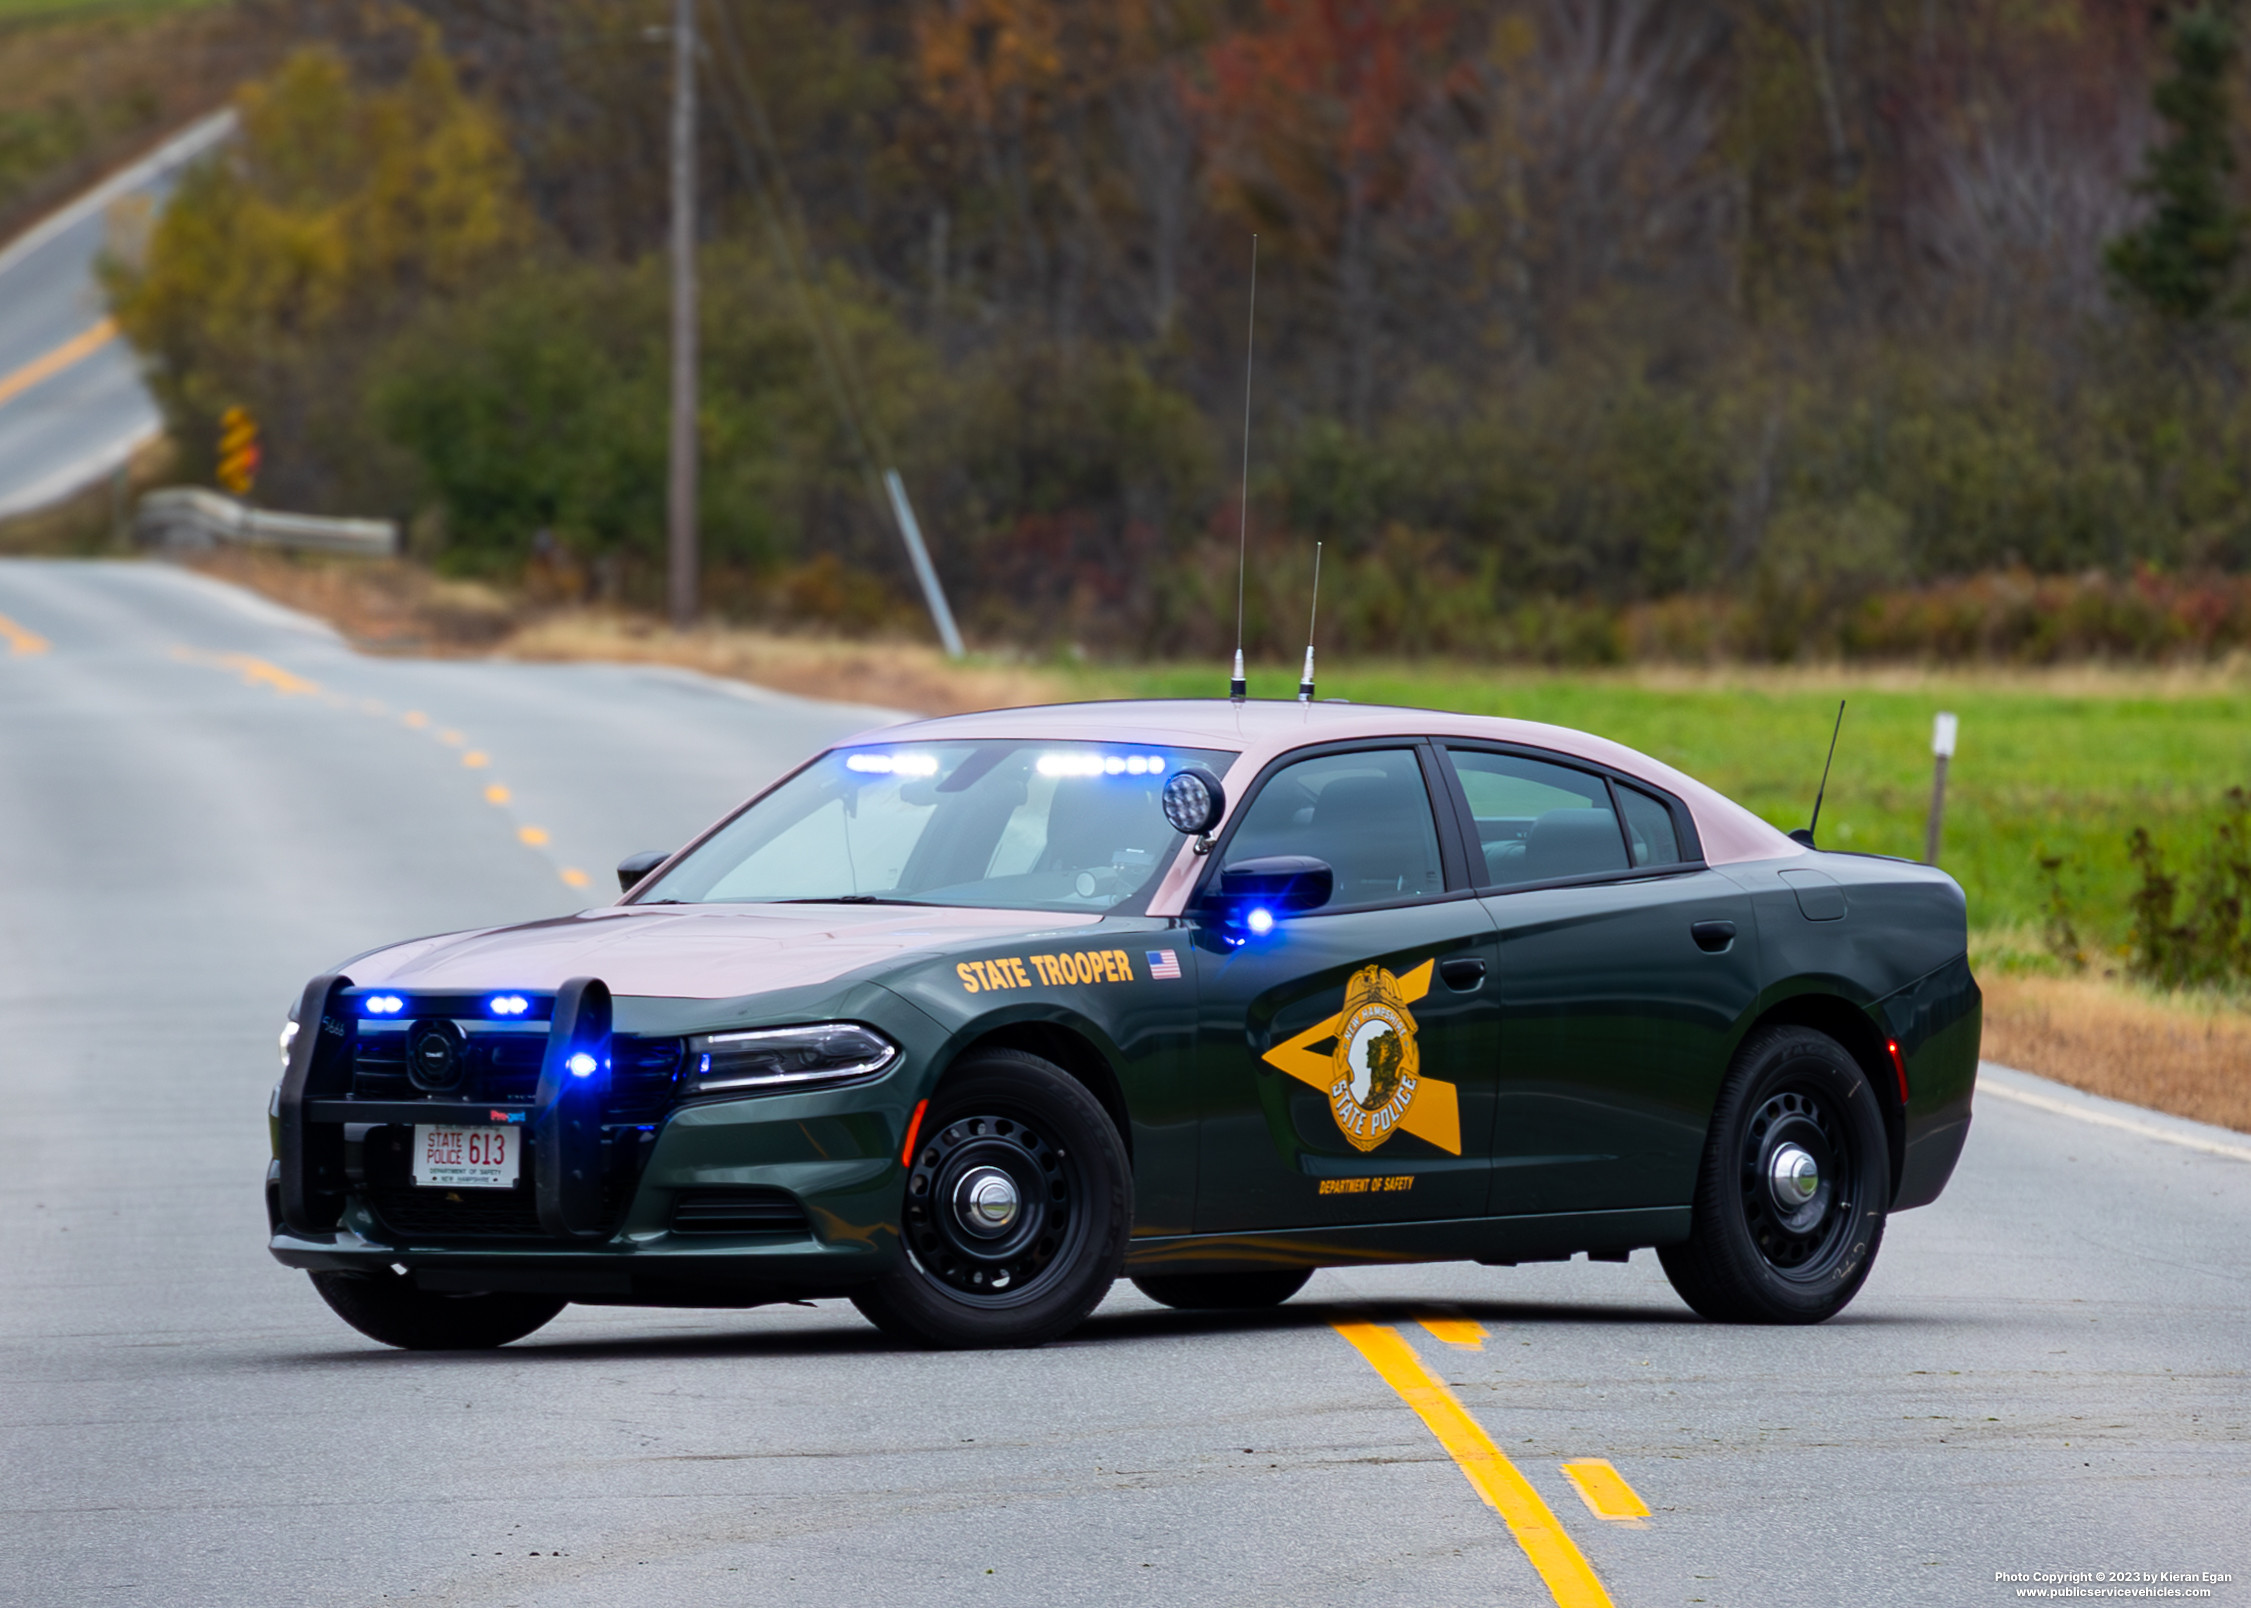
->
[1130,1268,1312,1310]
[1659,1024,1890,1324]
[309,1268,564,1350]
[852,1049,1130,1349]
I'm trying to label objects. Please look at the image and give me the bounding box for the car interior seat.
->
[1517,807,1629,884]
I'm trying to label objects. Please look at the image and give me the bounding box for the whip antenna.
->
[1791,700,1847,847]
[1298,541,1322,702]
[1231,235,1257,702]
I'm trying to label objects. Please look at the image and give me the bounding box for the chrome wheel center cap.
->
[955,1166,1020,1237]
[1768,1143,1821,1212]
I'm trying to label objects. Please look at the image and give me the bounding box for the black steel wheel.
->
[852,1049,1129,1349]
[308,1268,564,1350]
[1130,1268,1313,1310]
[1659,1024,1890,1324]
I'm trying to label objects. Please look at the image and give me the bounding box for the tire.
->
[309,1268,565,1350]
[1659,1024,1891,1325]
[1130,1268,1313,1311]
[852,1049,1130,1349]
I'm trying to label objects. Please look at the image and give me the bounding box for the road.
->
[0,114,234,520]
[1,558,2244,1608]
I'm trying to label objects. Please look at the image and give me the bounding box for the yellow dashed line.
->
[1561,1460,1651,1525]
[174,652,592,896]
[1335,1322,1613,1608]
[215,653,321,697]
[1419,1314,1488,1349]
[0,317,118,409]
[0,611,50,655]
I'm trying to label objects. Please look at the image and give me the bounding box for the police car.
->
[268,700,1979,1349]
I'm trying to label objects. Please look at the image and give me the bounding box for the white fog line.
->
[0,109,238,283]
[1979,1067,2251,1163]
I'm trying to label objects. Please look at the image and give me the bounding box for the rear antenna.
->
[1297,541,1322,702]
[1230,234,1258,702]
[1791,700,1846,848]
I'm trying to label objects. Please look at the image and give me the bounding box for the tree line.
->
[104,0,2251,659]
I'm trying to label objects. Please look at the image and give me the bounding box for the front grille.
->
[364,1181,545,1240]
[670,1188,810,1236]
[350,1029,683,1116]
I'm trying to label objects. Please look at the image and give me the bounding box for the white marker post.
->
[883,469,965,660]
[1924,711,1958,865]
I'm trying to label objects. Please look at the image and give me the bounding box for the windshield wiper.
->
[773,895,922,905]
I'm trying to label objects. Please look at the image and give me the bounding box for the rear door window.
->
[1443,750,1629,889]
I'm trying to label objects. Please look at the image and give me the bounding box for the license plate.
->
[412,1125,519,1190]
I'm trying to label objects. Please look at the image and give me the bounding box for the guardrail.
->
[135,487,398,558]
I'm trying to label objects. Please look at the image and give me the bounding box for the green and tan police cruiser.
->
[267,699,1981,1350]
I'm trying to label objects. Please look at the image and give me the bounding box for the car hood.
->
[344,904,1103,1001]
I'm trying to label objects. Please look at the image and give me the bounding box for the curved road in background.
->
[0,558,2244,1607]
[0,113,235,520]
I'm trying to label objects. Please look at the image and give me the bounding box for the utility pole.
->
[666,0,699,630]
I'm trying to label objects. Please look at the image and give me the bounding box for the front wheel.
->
[309,1268,565,1350]
[1659,1024,1890,1324]
[852,1049,1130,1349]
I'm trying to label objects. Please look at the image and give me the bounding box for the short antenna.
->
[1298,541,1322,702]
[1230,234,1258,703]
[1792,700,1846,847]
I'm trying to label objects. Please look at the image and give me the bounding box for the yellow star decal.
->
[1259,958,1461,1155]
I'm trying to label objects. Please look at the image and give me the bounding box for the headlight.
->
[278,1019,299,1070]
[687,1023,899,1095]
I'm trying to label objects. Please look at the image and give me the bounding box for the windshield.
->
[637,740,1237,914]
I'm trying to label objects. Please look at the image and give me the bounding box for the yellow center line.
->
[0,317,118,410]
[559,868,590,888]
[462,750,489,768]
[1334,1322,1614,1608]
[518,825,550,846]
[0,611,50,655]
[484,784,512,805]
[1561,1459,1651,1525]
[1418,1313,1489,1349]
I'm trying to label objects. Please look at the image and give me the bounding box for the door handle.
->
[1439,956,1487,991]
[1690,920,1737,953]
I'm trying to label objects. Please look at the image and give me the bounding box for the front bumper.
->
[269,975,928,1301]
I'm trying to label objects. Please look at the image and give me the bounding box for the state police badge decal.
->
[1260,957,1461,1156]
[1327,964,1421,1152]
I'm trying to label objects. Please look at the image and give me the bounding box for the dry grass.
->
[1981,974,2251,1134]
[172,549,1070,715]
[503,612,1067,717]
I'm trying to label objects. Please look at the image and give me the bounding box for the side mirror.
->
[616,850,672,895]
[1161,766,1227,835]
[1210,855,1333,932]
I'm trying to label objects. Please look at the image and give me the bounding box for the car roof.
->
[840,698,1803,881]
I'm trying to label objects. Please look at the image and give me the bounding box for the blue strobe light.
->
[566,1052,598,1078]
[365,994,404,1015]
[489,994,530,1017]
[1246,907,1275,936]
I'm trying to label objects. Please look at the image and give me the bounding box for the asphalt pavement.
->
[0,115,234,520]
[1,558,2244,1608]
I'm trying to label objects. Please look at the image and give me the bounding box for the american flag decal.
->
[1146,949,1181,980]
